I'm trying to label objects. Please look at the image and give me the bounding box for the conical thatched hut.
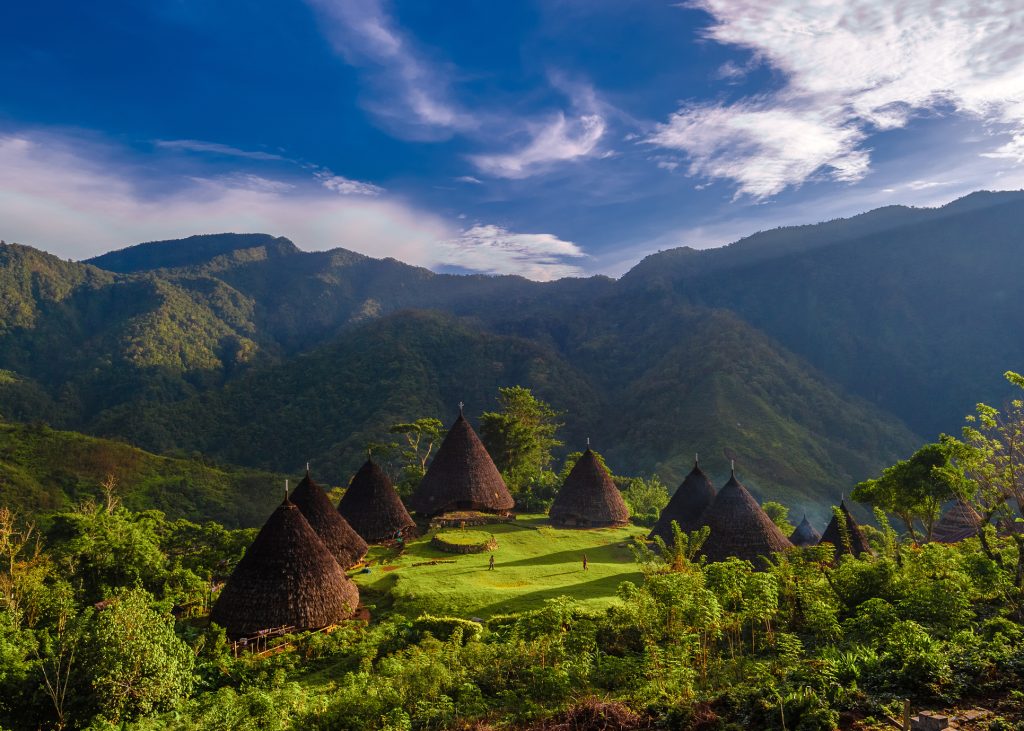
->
[550,448,630,528]
[337,458,416,543]
[649,457,716,542]
[211,497,360,638]
[932,500,982,543]
[789,514,822,547]
[819,500,873,560]
[698,468,793,564]
[410,409,515,517]
[291,470,368,569]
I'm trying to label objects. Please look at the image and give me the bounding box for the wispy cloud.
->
[155,139,285,161]
[650,0,1024,198]
[455,175,482,184]
[315,171,385,196]
[305,0,475,138]
[470,112,606,179]
[0,131,583,281]
[438,224,585,280]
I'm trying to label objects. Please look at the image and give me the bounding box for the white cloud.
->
[155,139,285,160]
[304,0,475,137]
[0,131,583,281]
[455,175,482,184]
[469,112,606,179]
[438,224,586,280]
[315,171,385,196]
[650,0,1024,197]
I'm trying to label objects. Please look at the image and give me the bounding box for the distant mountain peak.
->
[85,232,301,273]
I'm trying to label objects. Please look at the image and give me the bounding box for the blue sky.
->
[2,1,1024,279]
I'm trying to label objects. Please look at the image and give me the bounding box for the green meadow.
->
[352,515,648,618]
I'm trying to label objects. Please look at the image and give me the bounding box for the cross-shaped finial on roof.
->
[458,401,464,415]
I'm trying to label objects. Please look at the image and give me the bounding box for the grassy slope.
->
[0,421,282,527]
[352,516,647,619]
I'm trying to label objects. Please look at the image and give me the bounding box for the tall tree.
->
[480,387,563,498]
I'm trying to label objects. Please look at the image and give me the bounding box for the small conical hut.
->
[932,500,982,543]
[550,448,630,528]
[410,409,515,517]
[291,470,368,568]
[211,497,359,638]
[649,457,716,542]
[790,514,822,547]
[698,468,793,564]
[337,458,416,543]
[819,500,873,560]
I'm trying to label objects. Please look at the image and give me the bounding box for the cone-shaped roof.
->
[789,514,822,547]
[819,500,873,559]
[550,448,630,527]
[211,498,359,638]
[932,500,982,543]
[338,459,416,543]
[291,470,368,568]
[649,458,716,542]
[410,411,515,517]
[698,469,793,563]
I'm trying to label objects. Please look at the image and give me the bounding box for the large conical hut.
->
[932,500,982,543]
[789,514,822,547]
[337,458,416,543]
[410,408,515,517]
[698,467,793,564]
[649,457,716,542]
[291,469,368,569]
[211,496,360,638]
[550,447,630,528]
[819,500,873,560]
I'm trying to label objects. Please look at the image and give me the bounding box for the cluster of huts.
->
[211,409,983,638]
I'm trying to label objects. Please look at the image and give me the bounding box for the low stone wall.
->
[431,512,516,529]
[431,533,498,554]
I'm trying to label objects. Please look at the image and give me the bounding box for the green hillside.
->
[0,419,281,526]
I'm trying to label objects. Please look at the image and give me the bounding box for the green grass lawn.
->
[351,515,648,619]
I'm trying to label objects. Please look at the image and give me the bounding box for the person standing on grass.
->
[582,554,588,571]
[488,554,495,570]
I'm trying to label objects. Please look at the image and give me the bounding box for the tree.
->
[374,418,445,496]
[480,387,563,498]
[941,371,1024,604]
[852,442,961,541]
[83,588,195,723]
[623,475,669,523]
[762,501,796,535]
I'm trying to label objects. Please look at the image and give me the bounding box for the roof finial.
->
[285,478,290,501]
[730,459,735,476]
[586,436,590,448]
[458,401,464,416]
[305,461,310,475]
[367,446,372,460]
[695,452,699,466]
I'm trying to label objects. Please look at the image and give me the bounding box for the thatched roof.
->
[790,514,822,547]
[698,469,793,564]
[649,458,716,542]
[337,458,416,543]
[932,500,982,543]
[409,411,515,517]
[211,498,359,638]
[550,448,630,527]
[291,470,368,569]
[819,500,873,560]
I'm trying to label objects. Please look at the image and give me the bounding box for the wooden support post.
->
[903,699,912,731]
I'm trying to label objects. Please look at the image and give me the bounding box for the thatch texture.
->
[211,498,359,638]
[291,471,368,569]
[932,501,982,543]
[550,449,630,527]
[789,514,822,547]
[698,470,793,564]
[819,500,873,560]
[649,459,716,542]
[337,459,416,543]
[410,412,515,517]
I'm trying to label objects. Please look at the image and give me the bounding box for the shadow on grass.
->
[495,543,635,569]
[471,573,643,617]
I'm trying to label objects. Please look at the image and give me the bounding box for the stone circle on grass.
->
[431,530,498,554]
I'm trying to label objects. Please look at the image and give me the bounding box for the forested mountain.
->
[2,190,1022,517]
